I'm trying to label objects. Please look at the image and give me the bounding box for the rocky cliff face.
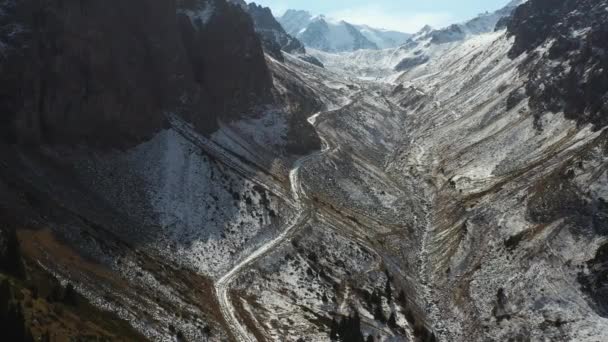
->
[0,1,279,340]
[0,0,272,148]
[507,0,608,129]
[246,3,305,60]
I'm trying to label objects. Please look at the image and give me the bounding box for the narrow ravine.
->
[214,108,335,342]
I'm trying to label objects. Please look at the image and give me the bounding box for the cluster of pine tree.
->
[329,311,366,342]
[0,226,25,278]
[0,227,35,341]
[0,279,35,341]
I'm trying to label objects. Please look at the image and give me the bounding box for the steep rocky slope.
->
[384,0,608,341]
[244,3,324,68]
[0,0,317,340]
[246,3,305,58]
[1,0,607,341]
[210,0,608,340]
[0,0,273,147]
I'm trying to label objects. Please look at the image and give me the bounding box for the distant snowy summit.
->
[408,0,524,46]
[278,9,411,52]
[306,0,526,78]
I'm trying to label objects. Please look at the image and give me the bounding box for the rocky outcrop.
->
[507,0,608,130]
[394,55,430,72]
[429,24,466,44]
[178,0,274,131]
[0,0,272,148]
[297,54,324,68]
[246,3,305,61]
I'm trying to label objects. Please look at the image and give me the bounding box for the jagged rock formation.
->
[506,0,608,129]
[247,3,305,58]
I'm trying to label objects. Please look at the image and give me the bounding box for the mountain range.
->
[1,0,608,341]
[279,9,412,52]
[307,0,525,78]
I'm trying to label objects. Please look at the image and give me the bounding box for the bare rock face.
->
[507,0,608,129]
[0,0,272,148]
[395,55,430,72]
[246,2,305,60]
[429,24,466,44]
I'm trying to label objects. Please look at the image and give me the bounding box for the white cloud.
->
[329,5,454,33]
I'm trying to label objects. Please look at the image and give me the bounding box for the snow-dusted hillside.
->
[2,0,608,341]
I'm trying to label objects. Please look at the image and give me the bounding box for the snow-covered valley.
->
[1,0,608,341]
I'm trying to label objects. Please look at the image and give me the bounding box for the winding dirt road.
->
[214,110,333,342]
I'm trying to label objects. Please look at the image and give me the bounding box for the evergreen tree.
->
[0,278,11,316]
[5,301,26,341]
[397,290,407,307]
[387,312,398,330]
[346,311,365,342]
[0,228,25,278]
[62,283,79,306]
[329,318,339,341]
[371,290,381,307]
[41,330,51,342]
[384,278,392,303]
[47,283,63,303]
[373,304,386,323]
[335,311,365,342]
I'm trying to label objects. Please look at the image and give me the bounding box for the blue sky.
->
[245,0,513,32]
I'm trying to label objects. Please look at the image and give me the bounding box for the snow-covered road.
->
[214,108,336,342]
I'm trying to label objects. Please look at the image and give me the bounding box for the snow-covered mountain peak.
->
[306,0,525,79]
[278,9,410,52]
